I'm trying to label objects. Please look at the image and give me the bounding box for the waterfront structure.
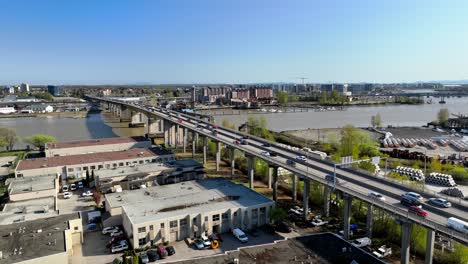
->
[0,213,83,264]
[47,85,64,96]
[110,178,274,248]
[0,106,16,114]
[15,147,175,179]
[26,104,54,113]
[45,136,151,157]
[6,175,58,202]
[19,83,30,93]
[95,159,204,193]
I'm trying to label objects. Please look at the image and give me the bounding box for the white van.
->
[232,228,248,243]
[447,217,468,234]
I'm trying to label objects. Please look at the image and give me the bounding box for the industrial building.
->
[108,178,274,248]
[15,147,175,179]
[44,136,151,157]
[0,196,57,225]
[5,175,58,202]
[0,213,83,264]
[95,159,204,193]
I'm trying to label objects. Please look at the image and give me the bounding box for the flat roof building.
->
[6,175,58,202]
[45,136,151,157]
[0,197,57,225]
[0,213,83,264]
[95,159,204,193]
[113,178,274,248]
[15,147,175,179]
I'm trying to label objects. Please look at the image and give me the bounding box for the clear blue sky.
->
[1,0,468,84]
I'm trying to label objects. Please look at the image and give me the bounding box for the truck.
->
[351,237,371,248]
[447,217,468,234]
[372,245,392,258]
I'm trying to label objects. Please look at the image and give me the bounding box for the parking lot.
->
[70,231,119,264]
[57,187,96,214]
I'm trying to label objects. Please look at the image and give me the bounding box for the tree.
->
[371,113,382,128]
[24,134,57,148]
[34,92,54,101]
[85,169,90,187]
[93,192,102,206]
[268,207,287,223]
[0,127,18,150]
[277,91,289,104]
[437,108,450,125]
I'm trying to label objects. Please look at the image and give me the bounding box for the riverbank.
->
[0,111,90,119]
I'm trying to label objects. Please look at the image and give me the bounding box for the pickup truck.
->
[372,245,392,258]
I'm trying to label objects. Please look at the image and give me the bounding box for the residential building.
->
[3,86,15,94]
[113,178,274,248]
[231,88,250,100]
[0,213,83,264]
[15,147,175,179]
[250,86,273,99]
[19,83,30,93]
[47,85,64,96]
[6,175,58,202]
[100,89,112,96]
[45,136,151,157]
[95,159,204,193]
[200,86,231,103]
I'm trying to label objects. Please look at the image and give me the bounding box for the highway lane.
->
[94,98,468,243]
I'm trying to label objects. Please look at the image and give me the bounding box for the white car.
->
[82,190,93,197]
[63,192,72,199]
[62,185,69,192]
[233,228,248,243]
[111,241,128,253]
[373,245,392,258]
[401,192,423,202]
[201,234,212,247]
[70,184,77,191]
[351,237,372,248]
[261,151,270,156]
[368,192,386,201]
[295,155,307,161]
[102,226,119,235]
[310,218,328,227]
[110,230,124,237]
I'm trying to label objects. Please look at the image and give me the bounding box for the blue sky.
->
[1,0,468,84]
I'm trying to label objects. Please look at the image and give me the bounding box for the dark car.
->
[242,135,250,139]
[263,142,272,147]
[211,130,218,136]
[240,140,248,145]
[157,245,168,258]
[166,246,176,256]
[275,221,292,233]
[325,174,339,183]
[269,152,278,157]
[286,159,296,167]
[147,250,160,262]
[401,197,422,208]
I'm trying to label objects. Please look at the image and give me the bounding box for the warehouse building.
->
[0,196,57,225]
[6,175,58,202]
[95,159,204,193]
[0,213,83,264]
[44,136,151,157]
[15,147,175,179]
[111,178,274,248]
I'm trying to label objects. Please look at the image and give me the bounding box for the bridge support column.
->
[366,204,373,238]
[291,174,297,202]
[163,120,170,146]
[183,128,187,153]
[401,221,412,264]
[120,108,132,122]
[248,156,254,189]
[230,148,235,178]
[272,166,278,202]
[425,229,435,264]
[192,131,197,158]
[343,194,352,240]
[175,125,179,148]
[267,167,272,189]
[215,142,221,172]
[323,186,331,217]
[203,137,208,165]
[303,178,310,220]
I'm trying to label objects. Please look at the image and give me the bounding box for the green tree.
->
[371,113,382,128]
[0,127,19,150]
[277,91,289,104]
[268,207,287,223]
[24,134,57,148]
[34,92,54,101]
[437,108,450,125]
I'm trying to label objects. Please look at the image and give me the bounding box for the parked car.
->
[63,192,72,199]
[157,244,168,258]
[351,237,372,248]
[400,197,422,208]
[110,230,124,237]
[428,198,451,208]
[77,181,84,189]
[147,250,160,261]
[70,184,77,191]
[286,159,296,167]
[310,218,328,227]
[102,226,119,235]
[82,190,93,197]
[408,205,428,217]
[401,192,423,202]
[166,246,176,256]
[295,155,307,161]
[232,228,248,243]
[139,251,149,263]
[372,245,392,258]
[274,221,292,233]
[62,185,69,192]
[447,217,468,234]
[111,241,128,253]
[201,234,212,247]
[193,239,205,249]
[368,192,386,201]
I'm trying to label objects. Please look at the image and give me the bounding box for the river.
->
[0,97,466,149]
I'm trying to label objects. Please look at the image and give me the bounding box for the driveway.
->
[70,231,119,264]
[57,188,96,214]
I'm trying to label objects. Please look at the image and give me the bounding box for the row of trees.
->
[0,126,57,150]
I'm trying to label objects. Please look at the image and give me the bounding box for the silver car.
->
[428,198,451,208]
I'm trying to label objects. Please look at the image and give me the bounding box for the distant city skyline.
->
[1,0,468,84]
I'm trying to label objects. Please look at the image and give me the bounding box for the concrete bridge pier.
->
[192,131,197,158]
[267,167,272,189]
[146,118,159,138]
[215,141,221,171]
[174,125,180,148]
[323,186,331,217]
[163,120,170,145]
[342,194,353,240]
[183,128,187,153]
[400,220,412,264]
[120,108,132,122]
[230,148,235,178]
[272,166,278,202]
[203,137,208,165]
[248,155,254,189]
[425,229,435,264]
[366,204,374,238]
[291,174,297,202]
[302,178,310,220]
